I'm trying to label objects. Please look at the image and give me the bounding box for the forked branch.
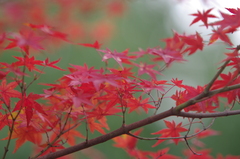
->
[35,83,240,159]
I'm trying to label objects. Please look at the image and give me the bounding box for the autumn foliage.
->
[0,0,239,159]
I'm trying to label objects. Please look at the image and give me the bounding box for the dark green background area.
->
[0,1,239,159]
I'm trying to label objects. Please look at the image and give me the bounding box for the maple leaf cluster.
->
[0,0,126,50]
[0,1,239,159]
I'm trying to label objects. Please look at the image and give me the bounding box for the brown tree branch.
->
[174,83,240,113]
[35,108,240,159]
[35,84,240,159]
[35,108,172,159]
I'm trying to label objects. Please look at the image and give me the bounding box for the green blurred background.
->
[0,0,239,158]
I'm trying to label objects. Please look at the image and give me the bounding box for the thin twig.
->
[127,118,215,141]
[119,93,127,126]
[81,104,89,143]
[33,107,73,158]
[2,53,28,159]
[183,119,201,155]
[184,137,201,156]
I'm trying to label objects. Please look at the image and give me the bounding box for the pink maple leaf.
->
[5,30,44,55]
[78,41,102,49]
[98,48,132,68]
[133,62,162,80]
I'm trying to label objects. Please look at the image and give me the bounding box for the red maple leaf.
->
[88,72,120,91]
[126,149,152,159]
[14,93,47,126]
[148,47,186,65]
[38,134,65,156]
[171,85,219,113]
[225,55,240,72]
[138,79,165,93]
[223,47,240,77]
[0,62,27,76]
[70,87,94,107]
[152,120,187,146]
[210,8,240,30]
[0,79,21,106]
[50,126,85,146]
[5,30,44,55]
[98,48,132,68]
[0,112,8,131]
[68,63,100,77]
[113,129,142,150]
[208,28,234,46]
[87,101,122,119]
[134,62,162,80]
[108,67,135,78]
[149,148,180,159]
[96,79,139,113]
[171,78,185,88]
[195,128,220,139]
[0,71,7,80]
[162,31,185,52]
[127,97,155,113]
[78,40,102,49]
[183,148,213,159]
[87,117,109,134]
[190,8,217,28]
[43,58,65,71]
[66,64,120,91]
[63,129,85,146]
[13,55,44,73]
[181,32,204,55]
[2,126,42,153]
[26,23,68,41]
[211,72,240,104]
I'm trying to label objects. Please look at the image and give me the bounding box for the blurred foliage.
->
[0,0,239,159]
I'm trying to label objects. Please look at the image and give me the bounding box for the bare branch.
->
[184,137,201,156]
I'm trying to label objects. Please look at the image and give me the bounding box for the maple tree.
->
[0,0,239,159]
